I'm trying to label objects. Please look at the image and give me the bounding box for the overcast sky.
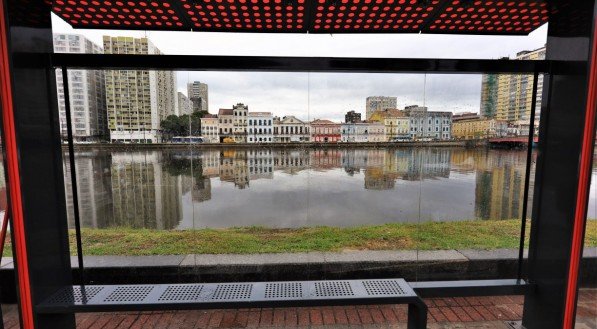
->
[51,14,547,122]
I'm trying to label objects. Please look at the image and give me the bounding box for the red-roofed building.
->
[218,108,234,142]
[310,119,341,143]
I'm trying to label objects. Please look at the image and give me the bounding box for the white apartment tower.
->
[103,36,177,143]
[54,33,107,141]
[177,92,193,116]
[366,96,398,120]
[187,81,209,112]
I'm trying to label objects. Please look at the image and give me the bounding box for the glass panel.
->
[53,68,584,286]
[412,73,540,282]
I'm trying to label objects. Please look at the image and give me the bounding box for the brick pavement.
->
[1,290,595,328]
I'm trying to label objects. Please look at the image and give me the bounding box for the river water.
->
[62,146,597,230]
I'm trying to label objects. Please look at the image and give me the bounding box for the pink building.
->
[310,119,341,143]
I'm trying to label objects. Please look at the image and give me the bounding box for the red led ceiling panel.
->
[52,0,187,30]
[425,0,548,34]
[180,0,308,32]
[50,0,550,35]
[311,0,441,33]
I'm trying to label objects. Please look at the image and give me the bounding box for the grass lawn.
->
[2,219,597,256]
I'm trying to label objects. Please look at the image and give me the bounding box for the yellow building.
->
[369,109,410,141]
[485,47,545,123]
[452,118,507,140]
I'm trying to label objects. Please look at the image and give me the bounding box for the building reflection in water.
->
[451,149,530,220]
[60,147,595,229]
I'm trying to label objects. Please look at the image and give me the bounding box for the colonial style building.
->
[247,112,273,143]
[273,116,310,142]
[218,108,233,141]
[369,109,410,141]
[310,119,341,143]
[341,122,385,142]
[232,103,248,142]
[200,114,219,143]
[404,105,452,140]
[452,118,508,140]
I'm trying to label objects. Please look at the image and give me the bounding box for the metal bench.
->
[37,278,427,328]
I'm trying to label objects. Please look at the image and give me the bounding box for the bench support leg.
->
[407,300,428,329]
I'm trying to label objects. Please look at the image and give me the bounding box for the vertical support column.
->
[523,1,597,328]
[0,0,75,328]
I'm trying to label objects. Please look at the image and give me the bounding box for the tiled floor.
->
[1,290,595,328]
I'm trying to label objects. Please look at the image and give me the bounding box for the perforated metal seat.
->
[37,279,427,328]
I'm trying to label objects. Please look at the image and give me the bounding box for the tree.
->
[160,115,185,140]
[160,111,209,140]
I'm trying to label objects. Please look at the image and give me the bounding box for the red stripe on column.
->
[0,1,34,328]
[563,21,597,329]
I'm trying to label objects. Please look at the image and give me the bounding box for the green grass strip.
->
[2,219,596,256]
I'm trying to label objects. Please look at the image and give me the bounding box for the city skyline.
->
[50,14,548,122]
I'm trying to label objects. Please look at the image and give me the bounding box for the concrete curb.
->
[1,248,595,302]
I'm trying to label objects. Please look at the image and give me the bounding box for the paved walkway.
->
[1,290,595,328]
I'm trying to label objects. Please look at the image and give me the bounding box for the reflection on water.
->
[60,147,597,229]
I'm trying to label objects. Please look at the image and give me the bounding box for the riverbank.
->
[64,140,487,150]
[3,219,595,256]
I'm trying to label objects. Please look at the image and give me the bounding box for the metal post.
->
[517,72,539,282]
[523,1,597,328]
[61,67,85,286]
[0,0,75,326]
[406,299,428,329]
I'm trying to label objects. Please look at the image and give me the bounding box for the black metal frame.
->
[1,0,595,328]
[518,72,539,282]
[522,1,597,328]
[412,279,532,298]
[60,67,85,285]
[49,53,552,74]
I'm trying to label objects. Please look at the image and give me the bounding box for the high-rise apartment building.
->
[345,110,362,123]
[366,96,397,120]
[177,92,193,116]
[103,36,177,143]
[54,33,107,141]
[158,70,178,119]
[479,73,499,118]
[481,47,545,123]
[187,81,208,112]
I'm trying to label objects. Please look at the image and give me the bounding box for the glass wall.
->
[47,67,594,285]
